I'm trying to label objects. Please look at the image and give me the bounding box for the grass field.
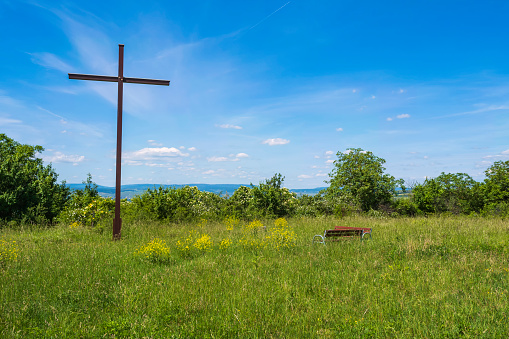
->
[1,216,508,338]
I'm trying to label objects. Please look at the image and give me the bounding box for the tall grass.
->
[1,216,508,338]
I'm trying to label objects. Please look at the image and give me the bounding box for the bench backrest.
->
[324,229,363,238]
[334,226,372,233]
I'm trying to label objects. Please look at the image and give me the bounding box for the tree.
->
[483,160,509,205]
[250,173,296,218]
[0,134,69,223]
[325,148,403,211]
[412,172,483,214]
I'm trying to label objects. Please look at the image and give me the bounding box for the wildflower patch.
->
[135,238,171,263]
[0,239,18,267]
[176,230,213,257]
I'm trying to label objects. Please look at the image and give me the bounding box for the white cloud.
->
[126,147,189,160]
[316,173,327,177]
[336,127,343,132]
[397,114,411,119]
[202,170,215,175]
[298,174,313,179]
[501,150,509,155]
[325,150,334,156]
[188,147,197,151]
[387,114,410,121]
[207,156,229,162]
[217,124,242,129]
[325,159,334,164]
[262,138,290,146]
[208,153,249,162]
[147,140,163,146]
[43,152,85,165]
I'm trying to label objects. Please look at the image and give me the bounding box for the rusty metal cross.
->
[69,44,170,240]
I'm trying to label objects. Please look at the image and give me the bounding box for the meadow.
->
[0,216,508,338]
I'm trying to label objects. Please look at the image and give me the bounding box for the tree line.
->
[1,134,509,227]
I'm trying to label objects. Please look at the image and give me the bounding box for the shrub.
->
[132,186,228,222]
[391,198,420,216]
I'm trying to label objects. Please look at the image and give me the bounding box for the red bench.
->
[313,226,372,245]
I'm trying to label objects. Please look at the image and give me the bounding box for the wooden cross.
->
[69,44,170,240]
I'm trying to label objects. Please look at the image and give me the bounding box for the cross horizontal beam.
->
[68,73,170,86]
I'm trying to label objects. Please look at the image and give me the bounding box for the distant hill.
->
[67,183,328,199]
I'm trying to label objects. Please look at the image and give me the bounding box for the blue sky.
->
[1,0,509,188]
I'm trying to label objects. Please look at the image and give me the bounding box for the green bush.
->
[392,198,420,217]
[0,134,69,224]
[131,185,228,222]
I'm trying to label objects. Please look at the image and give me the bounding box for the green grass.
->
[1,216,508,338]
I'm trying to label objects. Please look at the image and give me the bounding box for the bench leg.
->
[361,232,372,241]
[313,235,325,245]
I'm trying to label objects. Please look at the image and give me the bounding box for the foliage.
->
[58,175,115,227]
[483,160,509,205]
[391,198,421,217]
[227,185,253,217]
[0,134,69,223]
[325,148,404,212]
[412,172,483,214]
[249,173,296,218]
[294,194,336,217]
[132,185,227,222]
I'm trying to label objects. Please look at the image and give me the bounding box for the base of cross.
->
[113,218,122,240]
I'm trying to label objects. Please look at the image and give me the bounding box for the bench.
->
[312,226,372,245]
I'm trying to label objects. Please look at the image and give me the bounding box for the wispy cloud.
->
[437,105,509,119]
[262,138,290,146]
[0,91,25,108]
[217,124,243,130]
[43,151,85,165]
[0,117,22,125]
[207,156,229,162]
[207,153,249,162]
[29,52,75,73]
[249,1,291,30]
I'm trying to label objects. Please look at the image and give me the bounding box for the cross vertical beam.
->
[68,44,170,240]
[113,44,124,240]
